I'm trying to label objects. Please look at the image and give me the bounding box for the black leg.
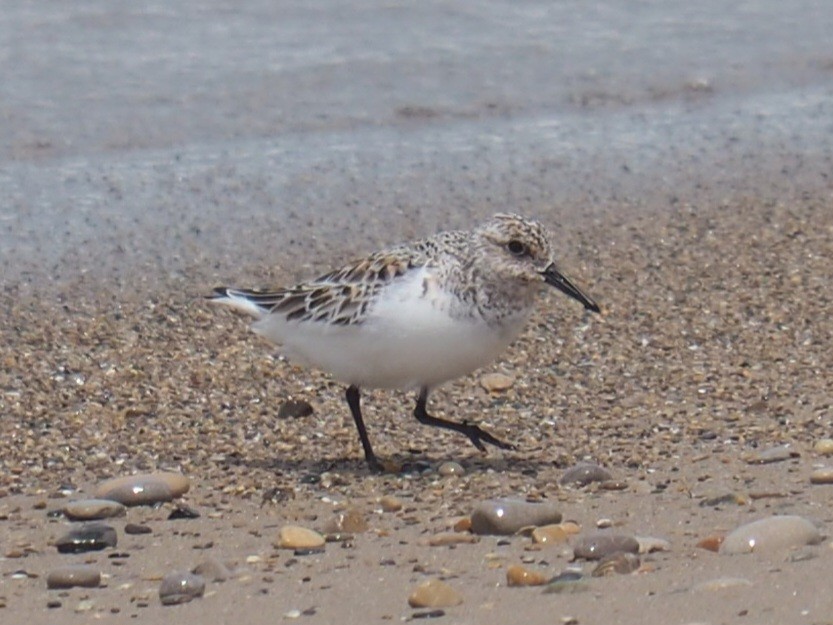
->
[413,387,515,452]
[345,385,383,472]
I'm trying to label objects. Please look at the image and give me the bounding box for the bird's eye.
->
[507,240,528,256]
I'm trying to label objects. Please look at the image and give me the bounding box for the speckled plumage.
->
[209,213,599,470]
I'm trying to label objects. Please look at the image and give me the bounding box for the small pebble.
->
[324,508,368,534]
[745,445,797,464]
[506,565,548,587]
[543,570,588,594]
[124,523,153,535]
[814,439,833,456]
[560,462,613,487]
[277,399,314,419]
[426,532,479,547]
[408,579,463,608]
[572,533,639,560]
[480,372,514,392]
[437,461,465,477]
[46,565,101,589]
[193,556,231,582]
[94,472,189,506]
[63,499,126,521]
[591,552,641,576]
[168,503,200,520]
[55,523,117,553]
[159,571,206,606]
[470,499,562,535]
[809,467,833,484]
[275,526,325,550]
[719,515,822,554]
[379,496,403,512]
[696,535,725,552]
[531,524,568,546]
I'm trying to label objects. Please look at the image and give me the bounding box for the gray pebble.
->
[55,523,117,554]
[277,399,314,419]
[159,571,206,606]
[193,556,232,582]
[746,445,797,464]
[560,462,613,487]
[543,570,588,594]
[719,515,822,554]
[437,461,465,477]
[572,532,640,560]
[63,499,126,521]
[46,565,101,589]
[470,499,562,535]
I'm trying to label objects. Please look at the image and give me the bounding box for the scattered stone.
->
[596,518,613,529]
[560,521,581,535]
[159,571,206,606]
[692,577,753,592]
[506,565,548,587]
[275,526,325,550]
[744,445,797,464]
[572,533,639,560]
[55,523,117,554]
[480,372,514,392]
[560,463,613,487]
[426,533,479,547]
[543,570,588,594]
[408,579,463,608]
[809,468,833,484]
[531,524,568,546]
[94,472,189,506]
[814,439,833,456]
[591,552,641,576]
[193,556,232,582]
[168,503,200,520]
[75,599,95,613]
[46,565,101,589]
[324,508,368,534]
[63,499,126,521]
[124,523,152,535]
[696,535,724,552]
[719,515,822,554]
[277,399,314,419]
[437,461,465,477]
[412,609,446,619]
[379,496,403,512]
[470,499,562,535]
[700,492,747,507]
[636,536,671,553]
[453,517,472,532]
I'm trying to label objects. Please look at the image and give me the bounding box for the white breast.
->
[251,267,530,390]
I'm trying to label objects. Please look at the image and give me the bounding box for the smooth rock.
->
[506,565,548,587]
[408,579,463,608]
[277,399,313,419]
[63,499,126,521]
[470,499,562,535]
[719,515,822,554]
[814,439,833,456]
[275,525,325,550]
[696,534,725,552]
[94,472,189,506]
[379,496,403,512]
[193,556,231,582]
[124,523,153,535]
[159,571,205,606]
[531,524,568,546]
[437,461,465,477]
[591,552,641,576]
[809,467,833,484]
[572,533,639,560]
[324,508,368,534]
[543,570,588,594]
[745,445,797,464]
[560,463,613,487]
[55,523,117,553]
[480,373,514,392]
[46,565,101,589]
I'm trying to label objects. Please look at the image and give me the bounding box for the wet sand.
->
[4,2,833,624]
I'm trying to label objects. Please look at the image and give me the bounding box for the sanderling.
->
[209,213,599,471]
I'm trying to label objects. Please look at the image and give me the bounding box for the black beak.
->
[541,263,600,313]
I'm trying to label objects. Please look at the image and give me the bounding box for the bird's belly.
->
[254,294,526,389]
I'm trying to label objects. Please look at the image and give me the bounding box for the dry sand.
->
[3,197,833,624]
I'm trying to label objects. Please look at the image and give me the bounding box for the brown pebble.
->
[814,439,833,456]
[591,552,641,576]
[810,467,833,484]
[426,533,479,547]
[480,372,515,392]
[506,565,548,587]
[408,579,463,608]
[46,565,101,589]
[697,535,725,552]
[324,508,368,534]
[94,472,189,506]
[453,517,472,533]
[275,525,325,550]
[531,524,568,546]
[379,496,403,512]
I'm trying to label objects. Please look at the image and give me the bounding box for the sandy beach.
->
[3,2,833,624]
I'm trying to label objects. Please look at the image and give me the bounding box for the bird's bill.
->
[541,264,600,313]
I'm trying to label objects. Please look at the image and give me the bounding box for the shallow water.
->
[2,0,833,289]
